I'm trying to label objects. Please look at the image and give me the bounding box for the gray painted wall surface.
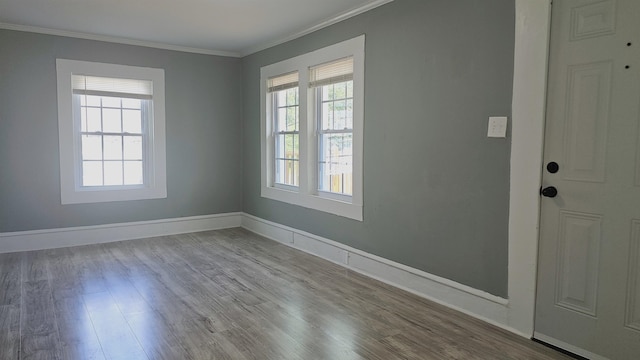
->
[242,0,515,296]
[0,30,243,232]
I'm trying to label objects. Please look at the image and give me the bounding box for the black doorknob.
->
[547,162,559,173]
[541,186,558,198]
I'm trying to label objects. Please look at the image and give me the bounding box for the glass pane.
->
[103,135,123,160]
[277,107,287,132]
[103,161,123,186]
[346,99,353,129]
[284,160,297,186]
[319,133,353,195]
[82,161,103,186]
[276,134,285,159]
[86,95,101,107]
[284,134,295,159]
[318,162,331,193]
[81,135,102,160]
[122,98,141,109]
[123,109,142,133]
[124,161,143,185]
[293,134,299,159]
[85,107,101,132]
[277,91,286,106]
[123,136,143,160]
[334,100,347,130]
[275,159,285,184]
[102,96,121,108]
[334,83,346,99]
[346,81,353,98]
[102,108,122,133]
[321,102,333,130]
[323,84,331,101]
[293,160,299,186]
[286,107,297,131]
[286,88,297,106]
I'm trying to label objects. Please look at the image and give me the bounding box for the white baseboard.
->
[0,212,242,253]
[240,213,520,335]
[1,211,522,338]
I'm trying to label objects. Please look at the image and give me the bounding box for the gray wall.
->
[0,30,243,232]
[242,0,515,296]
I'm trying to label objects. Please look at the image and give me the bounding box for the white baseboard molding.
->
[534,332,608,360]
[240,213,520,335]
[0,212,242,253]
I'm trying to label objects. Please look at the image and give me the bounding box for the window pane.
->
[283,160,297,186]
[102,108,122,133]
[85,107,101,132]
[321,102,333,131]
[82,161,103,186]
[276,135,285,158]
[86,95,101,107]
[277,91,287,106]
[286,107,297,131]
[123,109,142,133]
[319,133,353,195]
[102,96,121,108]
[122,98,141,109]
[275,159,285,184]
[334,83,346,99]
[81,135,102,160]
[103,135,123,160]
[285,134,295,160]
[123,136,143,160]
[286,88,297,106]
[124,161,143,185]
[103,161,123,186]
[346,99,353,129]
[277,107,287,132]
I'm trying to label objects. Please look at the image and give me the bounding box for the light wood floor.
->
[0,228,571,360]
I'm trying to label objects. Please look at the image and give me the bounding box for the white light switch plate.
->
[487,116,508,138]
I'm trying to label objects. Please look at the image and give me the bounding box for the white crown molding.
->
[0,22,241,58]
[239,0,394,57]
[0,0,394,59]
[0,213,242,253]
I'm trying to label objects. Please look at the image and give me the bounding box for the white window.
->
[56,59,166,204]
[260,36,364,221]
[269,72,300,189]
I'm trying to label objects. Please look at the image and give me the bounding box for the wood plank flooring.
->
[0,228,571,360]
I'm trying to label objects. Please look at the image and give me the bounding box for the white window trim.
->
[56,59,167,204]
[260,35,364,221]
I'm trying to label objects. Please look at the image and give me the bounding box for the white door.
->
[535,0,640,359]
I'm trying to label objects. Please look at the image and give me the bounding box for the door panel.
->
[535,0,640,359]
[563,61,611,182]
[555,210,602,317]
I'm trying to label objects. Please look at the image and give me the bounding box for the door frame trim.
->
[508,0,552,336]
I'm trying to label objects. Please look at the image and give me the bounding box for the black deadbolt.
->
[541,186,558,198]
[546,162,559,173]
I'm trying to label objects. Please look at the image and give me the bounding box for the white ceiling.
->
[0,0,392,57]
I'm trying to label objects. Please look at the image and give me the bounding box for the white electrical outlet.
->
[488,116,508,138]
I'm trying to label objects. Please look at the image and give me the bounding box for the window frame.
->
[272,84,300,190]
[260,35,364,221]
[56,59,167,204]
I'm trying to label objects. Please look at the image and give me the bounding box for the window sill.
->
[61,186,167,205]
[261,186,362,221]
